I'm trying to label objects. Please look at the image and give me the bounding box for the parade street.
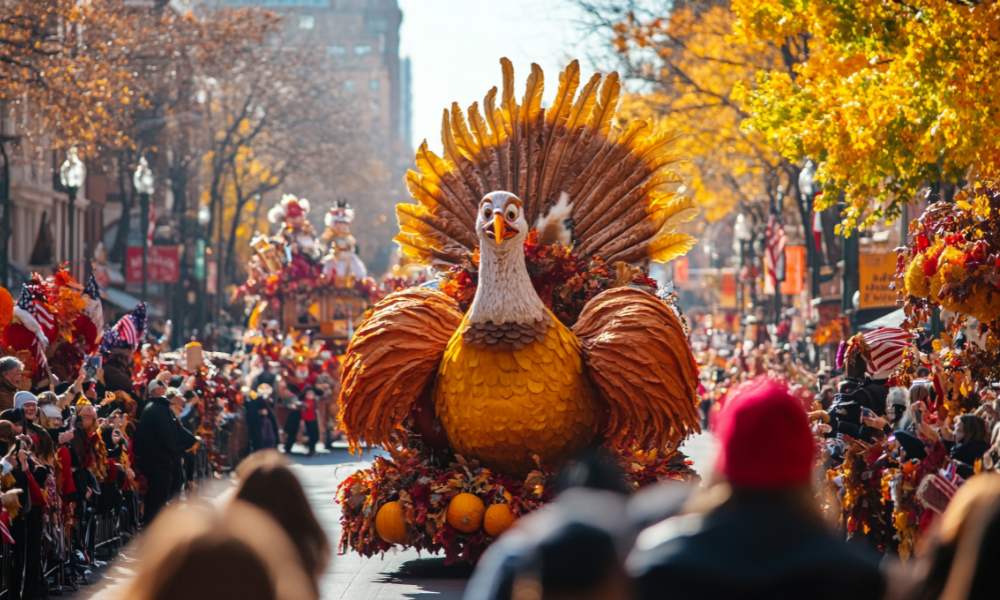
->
[86,434,718,600]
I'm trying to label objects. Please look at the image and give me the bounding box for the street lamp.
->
[734,212,753,311]
[59,147,86,274]
[798,160,821,299]
[133,156,155,301]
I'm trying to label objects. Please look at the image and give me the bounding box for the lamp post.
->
[59,147,86,275]
[734,212,752,312]
[133,156,155,301]
[196,205,211,334]
[798,160,820,300]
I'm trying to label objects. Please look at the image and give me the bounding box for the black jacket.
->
[628,495,884,600]
[245,396,279,452]
[829,378,889,441]
[134,397,195,477]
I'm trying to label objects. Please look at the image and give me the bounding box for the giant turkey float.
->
[336,58,703,562]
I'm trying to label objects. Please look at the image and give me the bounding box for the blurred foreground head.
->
[119,500,315,600]
[907,473,1000,600]
[714,377,814,490]
[234,450,331,584]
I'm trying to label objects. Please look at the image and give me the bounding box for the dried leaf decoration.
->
[338,288,463,451]
[396,57,697,268]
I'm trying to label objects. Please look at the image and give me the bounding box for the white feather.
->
[267,204,285,224]
[534,192,573,246]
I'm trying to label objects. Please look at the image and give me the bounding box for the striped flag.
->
[863,327,914,379]
[14,287,52,348]
[12,287,51,373]
[765,212,787,288]
[100,302,147,355]
[114,311,140,347]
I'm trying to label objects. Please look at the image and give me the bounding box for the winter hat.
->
[894,431,927,460]
[714,377,814,489]
[41,403,62,421]
[13,391,37,411]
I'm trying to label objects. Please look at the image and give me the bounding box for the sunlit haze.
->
[399,0,592,153]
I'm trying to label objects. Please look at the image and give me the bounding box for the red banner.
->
[780,245,806,296]
[674,257,689,287]
[126,246,180,284]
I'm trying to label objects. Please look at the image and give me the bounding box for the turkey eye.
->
[505,206,518,221]
[482,205,493,219]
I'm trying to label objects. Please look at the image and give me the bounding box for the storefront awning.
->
[102,286,164,318]
[859,308,904,331]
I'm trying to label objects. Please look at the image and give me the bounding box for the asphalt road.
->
[83,433,718,599]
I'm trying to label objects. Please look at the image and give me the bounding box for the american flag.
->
[863,327,914,379]
[83,273,100,299]
[765,211,787,288]
[15,287,53,346]
[13,287,51,372]
[113,310,140,348]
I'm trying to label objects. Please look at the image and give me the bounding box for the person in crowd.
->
[232,451,330,593]
[246,384,279,453]
[0,356,24,411]
[828,335,890,441]
[117,500,316,600]
[628,377,884,600]
[6,398,51,600]
[901,473,1000,600]
[134,379,197,525]
[945,414,990,478]
[886,386,910,428]
[466,448,633,600]
[253,359,277,390]
[937,479,1000,599]
[301,387,320,457]
[281,383,303,454]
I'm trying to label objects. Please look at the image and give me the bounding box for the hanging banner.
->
[674,257,689,287]
[125,246,180,284]
[859,251,897,309]
[780,245,806,296]
[719,269,737,309]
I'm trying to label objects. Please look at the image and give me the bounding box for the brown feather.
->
[338,289,463,451]
[574,287,701,449]
[533,59,580,207]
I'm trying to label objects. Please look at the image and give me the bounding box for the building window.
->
[299,15,315,30]
[354,44,372,56]
[326,45,346,57]
[344,80,355,93]
[369,78,380,91]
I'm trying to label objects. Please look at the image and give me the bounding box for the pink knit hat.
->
[714,377,815,489]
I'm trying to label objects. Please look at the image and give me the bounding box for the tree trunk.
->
[110,151,134,264]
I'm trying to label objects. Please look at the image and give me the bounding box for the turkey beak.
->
[493,213,505,244]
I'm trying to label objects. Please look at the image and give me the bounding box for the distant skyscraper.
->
[210,0,411,163]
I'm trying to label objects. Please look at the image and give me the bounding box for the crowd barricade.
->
[0,415,245,597]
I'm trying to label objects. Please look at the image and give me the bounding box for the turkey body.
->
[435,311,599,474]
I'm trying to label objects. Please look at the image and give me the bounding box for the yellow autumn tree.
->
[733,0,1000,233]
[581,1,807,224]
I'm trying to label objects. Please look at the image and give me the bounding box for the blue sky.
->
[398,0,599,152]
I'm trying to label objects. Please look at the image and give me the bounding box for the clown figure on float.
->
[321,200,368,288]
[268,194,319,260]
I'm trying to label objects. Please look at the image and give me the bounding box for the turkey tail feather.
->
[396,57,697,270]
